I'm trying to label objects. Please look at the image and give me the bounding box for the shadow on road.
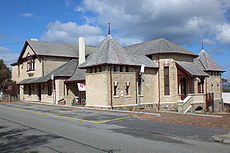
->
[0,123,62,153]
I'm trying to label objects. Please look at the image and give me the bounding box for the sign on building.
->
[77,83,86,91]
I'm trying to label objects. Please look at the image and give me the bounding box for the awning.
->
[176,61,208,77]
[17,77,40,85]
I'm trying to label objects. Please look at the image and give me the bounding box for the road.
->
[0,103,229,153]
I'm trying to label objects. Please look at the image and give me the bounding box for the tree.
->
[0,59,11,92]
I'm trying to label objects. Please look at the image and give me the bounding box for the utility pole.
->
[138,64,145,116]
[51,74,55,106]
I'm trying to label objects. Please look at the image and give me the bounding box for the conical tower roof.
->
[197,50,223,72]
[79,35,157,68]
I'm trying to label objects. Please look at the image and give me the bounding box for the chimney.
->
[78,37,86,65]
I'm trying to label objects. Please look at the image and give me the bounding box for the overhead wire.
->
[0,41,24,46]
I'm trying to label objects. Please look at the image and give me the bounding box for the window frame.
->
[164,66,170,95]
[26,53,35,71]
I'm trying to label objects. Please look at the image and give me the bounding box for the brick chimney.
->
[78,37,85,65]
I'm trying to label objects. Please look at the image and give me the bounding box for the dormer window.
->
[26,53,35,71]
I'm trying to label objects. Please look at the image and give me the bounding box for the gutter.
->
[110,66,113,109]
[157,56,161,111]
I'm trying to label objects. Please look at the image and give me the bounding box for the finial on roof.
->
[108,22,111,35]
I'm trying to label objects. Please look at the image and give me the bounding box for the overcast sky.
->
[0,0,230,80]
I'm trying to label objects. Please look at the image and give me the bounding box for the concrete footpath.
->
[211,131,230,144]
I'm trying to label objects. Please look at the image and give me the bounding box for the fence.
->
[0,94,19,102]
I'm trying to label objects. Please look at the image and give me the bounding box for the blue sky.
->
[0,0,230,80]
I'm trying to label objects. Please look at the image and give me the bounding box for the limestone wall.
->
[43,57,70,75]
[85,72,110,107]
[205,72,222,99]
[111,72,137,106]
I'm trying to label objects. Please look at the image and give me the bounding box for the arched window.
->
[26,53,35,71]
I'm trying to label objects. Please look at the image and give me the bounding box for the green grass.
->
[222,89,230,92]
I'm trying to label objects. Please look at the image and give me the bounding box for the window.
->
[125,66,129,72]
[26,53,35,71]
[48,82,52,96]
[28,85,31,95]
[164,66,170,95]
[125,82,130,95]
[113,82,118,96]
[114,65,117,72]
[120,66,123,72]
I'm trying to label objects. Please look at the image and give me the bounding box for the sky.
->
[0,0,230,80]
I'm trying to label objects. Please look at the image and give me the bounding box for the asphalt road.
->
[0,103,229,153]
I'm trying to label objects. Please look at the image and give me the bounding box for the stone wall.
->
[43,57,70,75]
[86,72,110,107]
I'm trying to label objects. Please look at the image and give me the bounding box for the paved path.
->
[0,103,229,153]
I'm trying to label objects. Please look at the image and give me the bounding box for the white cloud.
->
[65,0,72,7]
[76,0,230,45]
[21,13,34,18]
[0,47,18,66]
[216,24,230,43]
[202,38,215,45]
[115,36,142,46]
[41,20,105,45]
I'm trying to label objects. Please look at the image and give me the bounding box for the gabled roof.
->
[176,61,208,77]
[17,40,95,62]
[79,35,158,68]
[34,59,78,83]
[18,59,78,84]
[124,38,197,57]
[196,50,224,72]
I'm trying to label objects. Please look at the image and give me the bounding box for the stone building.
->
[11,38,93,104]
[11,35,224,112]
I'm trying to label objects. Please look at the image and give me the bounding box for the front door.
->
[38,84,41,101]
[181,77,187,100]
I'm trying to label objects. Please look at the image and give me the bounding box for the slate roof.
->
[79,35,158,68]
[124,38,197,57]
[18,59,78,84]
[66,68,86,82]
[196,50,224,72]
[18,77,40,85]
[176,61,208,76]
[34,59,78,83]
[17,40,95,61]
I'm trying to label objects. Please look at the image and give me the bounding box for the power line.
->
[0,41,24,46]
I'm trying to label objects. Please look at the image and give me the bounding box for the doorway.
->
[181,77,187,100]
